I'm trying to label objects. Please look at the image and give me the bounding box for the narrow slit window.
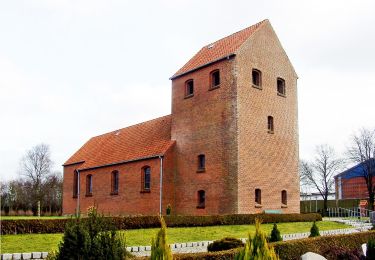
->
[211,70,220,88]
[197,190,205,208]
[86,174,93,196]
[185,80,194,97]
[277,78,286,96]
[252,69,262,87]
[111,171,119,195]
[282,190,287,205]
[267,116,274,133]
[255,189,261,204]
[142,166,151,191]
[198,154,205,171]
[73,170,78,198]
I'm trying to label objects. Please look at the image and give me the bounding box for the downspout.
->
[159,156,163,215]
[76,169,80,216]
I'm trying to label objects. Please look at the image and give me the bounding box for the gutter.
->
[170,54,236,80]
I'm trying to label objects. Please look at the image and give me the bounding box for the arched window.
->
[252,69,262,88]
[198,154,205,171]
[86,174,93,196]
[185,79,194,97]
[267,116,274,133]
[210,70,220,88]
[73,170,78,198]
[277,78,286,96]
[111,170,119,195]
[142,166,151,191]
[255,189,261,204]
[282,190,287,205]
[197,190,205,208]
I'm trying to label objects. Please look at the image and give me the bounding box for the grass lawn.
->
[0,221,350,253]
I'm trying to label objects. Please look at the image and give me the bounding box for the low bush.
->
[171,231,375,260]
[367,238,375,259]
[207,237,244,252]
[0,213,321,235]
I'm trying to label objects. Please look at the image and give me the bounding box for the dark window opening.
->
[255,189,261,204]
[73,170,78,198]
[211,70,220,88]
[282,190,287,205]
[142,166,151,191]
[267,116,274,133]
[198,154,205,171]
[86,174,93,196]
[197,190,205,208]
[277,78,286,96]
[252,69,262,87]
[111,171,119,195]
[185,80,194,97]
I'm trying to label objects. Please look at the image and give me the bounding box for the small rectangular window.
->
[255,189,261,204]
[142,166,151,191]
[86,174,93,196]
[197,190,205,208]
[185,80,194,97]
[267,116,274,133]
[73,170,78,198]
[210,70,220,88]
[252,69,262,88]
[198,154,205,171]
[277,78,286,96]
[111,171,119,195]
[282,190,287,205]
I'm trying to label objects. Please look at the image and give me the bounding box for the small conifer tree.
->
[235,218,279,260]
[367,238,375,259]
[151,216,173,260]
[166,204,171,215]
[269,223,282,242]
[309,221,320,237]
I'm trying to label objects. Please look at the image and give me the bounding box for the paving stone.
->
[186,242,192,247]
[12,253,21,260]
[175,243,181,248]
[145,246,151,251]
[32,252,42,258]
[126,247,132,252]
[41,252,48,258]
[132,246,139,252]
[1,254,13,260]
[138,246,145,252]
[181,243,186,247]
[192,242,198,247]
[22,253,32,259]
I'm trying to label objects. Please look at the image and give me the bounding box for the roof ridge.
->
[92,114,172,139]
[205,19,268,48]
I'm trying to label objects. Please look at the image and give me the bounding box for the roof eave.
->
[170,54,236,80]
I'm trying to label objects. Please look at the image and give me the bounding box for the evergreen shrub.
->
[269,223,282,242]
[207,237,244,252]
[309,221,320,237]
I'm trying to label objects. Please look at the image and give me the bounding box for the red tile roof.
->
[64,115,174,170]
[171,20,267,79]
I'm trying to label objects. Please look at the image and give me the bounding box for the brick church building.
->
[63,19,300,216]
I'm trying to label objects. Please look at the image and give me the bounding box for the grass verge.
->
[0,221,349,253]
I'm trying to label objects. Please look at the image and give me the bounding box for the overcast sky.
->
[1,0,374,181]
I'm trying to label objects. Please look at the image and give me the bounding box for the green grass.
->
[0,221,349,253]
[1,216,67,220]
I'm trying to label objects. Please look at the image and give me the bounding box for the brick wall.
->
[171,59,239,215]
[235,21,300,213]
[62,151,176,215]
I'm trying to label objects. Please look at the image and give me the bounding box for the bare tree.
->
[300,145,344,215]
[347,128,375,210]
[19,143,52,215]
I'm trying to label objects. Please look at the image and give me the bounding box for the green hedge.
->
[1,213,321,235]
[171,231,375,260]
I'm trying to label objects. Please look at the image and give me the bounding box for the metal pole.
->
[159,156,163,215]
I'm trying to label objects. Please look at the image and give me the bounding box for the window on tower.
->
[277,78,286,96]
[185,79,194,97]
[210,70,220,89]
[252,69,262,89]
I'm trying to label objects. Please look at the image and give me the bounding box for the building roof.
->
[64,115,174,170]
[171,19,267,79]
[335,158,375,180]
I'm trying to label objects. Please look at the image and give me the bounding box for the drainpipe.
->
[159,156,163,215]
[76,169,80,216]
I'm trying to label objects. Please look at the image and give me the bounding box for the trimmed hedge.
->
[170,231,375,260]
[0,213,321,235]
